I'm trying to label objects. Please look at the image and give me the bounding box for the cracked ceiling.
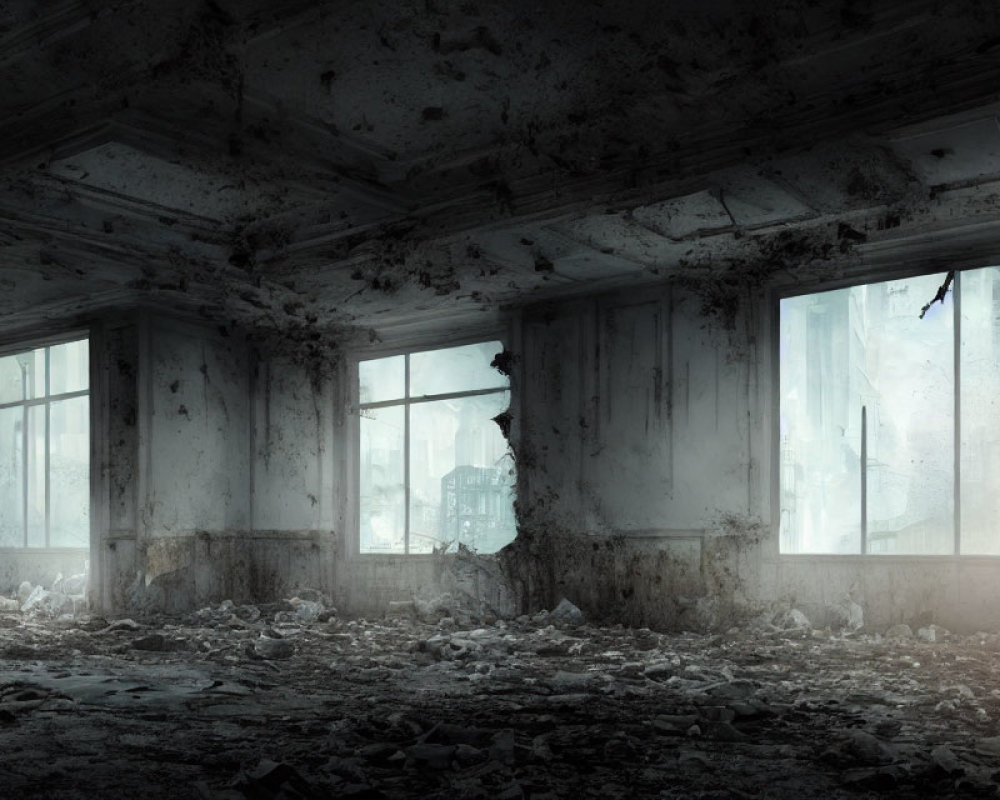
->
[3,0,1000,343]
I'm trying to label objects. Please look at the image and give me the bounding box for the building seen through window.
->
[358,341,515,555]
[0,337,89,548]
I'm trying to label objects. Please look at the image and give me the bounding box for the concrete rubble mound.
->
[1,566,90,620]
[0,597,997,797]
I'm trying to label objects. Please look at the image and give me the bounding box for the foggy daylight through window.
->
[0,337,89,549]
[358,341,515,555]
[780,267,1000,555]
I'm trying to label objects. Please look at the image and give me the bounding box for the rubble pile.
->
[0,565,90,619]
[1,599,1000,797]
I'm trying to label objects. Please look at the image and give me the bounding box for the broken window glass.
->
[409,392,514,554]
[410,342,507,397]
[358,341,515,555]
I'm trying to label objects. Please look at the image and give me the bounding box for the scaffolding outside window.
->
[358,341,515,555]
[0,337,89,548]
[780,266,1000,555]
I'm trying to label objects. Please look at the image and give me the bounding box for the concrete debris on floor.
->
[3,598,1000,798]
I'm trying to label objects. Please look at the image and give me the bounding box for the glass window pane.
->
[360,405,405,553]
[409,392,515,555]
[28,348,44,400]
[359,355,405,405]
[49,396,89,547]
[0,354,24,404]
[410,342,507,398]
[780,275,955,555]
[865,274,953,554]
[780,288,863,554]
[26,405,45,547]
[49,339,89,395]
[0,406,23,546]
[961,267,1000,553]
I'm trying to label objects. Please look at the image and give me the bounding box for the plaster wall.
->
[502,286,767,629]
[100,318,337,613]
[142,318,251,537]
[251,357,336,533]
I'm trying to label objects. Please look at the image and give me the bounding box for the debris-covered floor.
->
[4,597,1000,799]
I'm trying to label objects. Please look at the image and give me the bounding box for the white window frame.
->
[0,331,90,549]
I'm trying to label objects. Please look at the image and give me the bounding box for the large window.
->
[358,341,515,555]
[0,337,89,548]
[780,266,1000,555]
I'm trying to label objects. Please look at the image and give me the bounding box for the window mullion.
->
[44,347,50,547]
[954,269,962,556]
[359,385,506,411]
[861,405,867,555]
[404,355,411,556]
[21,399,27,549]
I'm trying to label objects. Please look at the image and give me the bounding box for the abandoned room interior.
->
[7,0,1000,797]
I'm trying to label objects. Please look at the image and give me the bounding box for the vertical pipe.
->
[404,355,410,555]
[954,270,962,555]
[861,404,867,554]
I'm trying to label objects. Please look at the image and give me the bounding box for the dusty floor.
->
[3,601,1000,799]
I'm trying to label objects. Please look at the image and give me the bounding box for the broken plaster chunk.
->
[0,597,19,612]
[233,760,319,797]
[885,624,913,640]
[976,735,1000,756]
[778,609,811,630]
[405,743,456,770]
[830,598,864,632]
[17,581,33,603]
[653,714,699,733]
[549,598,585,627]
[548,670,597,691]
[292,600,324,623]
[106,618,141,632]
[840,729,896,766]
[20,586,50,613]
[931,744,964,775]
[677,749,711,769]
[254,635,295,660]
[131,633,172,652]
